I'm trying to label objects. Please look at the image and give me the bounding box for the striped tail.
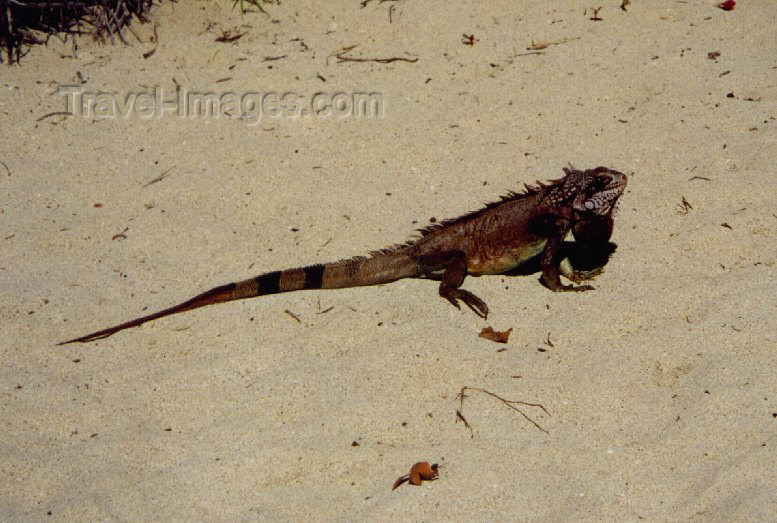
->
[58,252,419,345]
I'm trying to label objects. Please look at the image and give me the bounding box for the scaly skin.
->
[58,166,627,344]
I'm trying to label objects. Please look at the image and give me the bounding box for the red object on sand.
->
[717,0,735,10]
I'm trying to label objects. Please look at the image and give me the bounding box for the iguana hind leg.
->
[417,250,489,319]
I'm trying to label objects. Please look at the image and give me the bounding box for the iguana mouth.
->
[604,171,628,191]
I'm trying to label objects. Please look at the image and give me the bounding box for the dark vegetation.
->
[1,0,279,64]
[1,0,153,63]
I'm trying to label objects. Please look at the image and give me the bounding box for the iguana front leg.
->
[541,221,595,292]
[416,251,489,318]
[559,212,614,283]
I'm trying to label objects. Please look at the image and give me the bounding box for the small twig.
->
[457,386,549,434]
[338,54,418,64]
[319,237,333,251]
[284,309,301,323]
[360,0,400,8]
[111,226,129,241]
[676,196,693,215]
[143,168,173,188]
[527,37,579,51]
[455,409,472,436]
[216,30,246,43]
[335,46,417,64]
[107,5,129,44]
[689,176,712,182]
[36,111,72,122]
[0,160,10,177]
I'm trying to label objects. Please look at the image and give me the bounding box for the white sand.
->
[2,1,776,519]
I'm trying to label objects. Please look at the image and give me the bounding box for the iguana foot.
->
[441,289,489,319]
[541,271,595,292]
[558,258,605,283]
[558,283,595,292]
[566,267,604,283]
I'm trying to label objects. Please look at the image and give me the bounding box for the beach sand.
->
[2,1,776,519]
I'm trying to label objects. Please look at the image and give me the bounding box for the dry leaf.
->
[392,461,439,490]
[479,326,513,344]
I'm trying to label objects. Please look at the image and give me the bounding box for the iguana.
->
[58,166,627,345]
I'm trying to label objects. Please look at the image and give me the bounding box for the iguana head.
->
[547,166,628,216]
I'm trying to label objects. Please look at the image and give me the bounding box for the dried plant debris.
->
[457,386,549,434]
[215,29,247,43]
[479,326,513,344]
[527,37,579,51]
[232,0,280,15]
[588,6,603,21]
[283,309,301,323]
[334,45,418,64]
[677,196,693,215]
[2,0,154,64]
[392,461,439,490]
